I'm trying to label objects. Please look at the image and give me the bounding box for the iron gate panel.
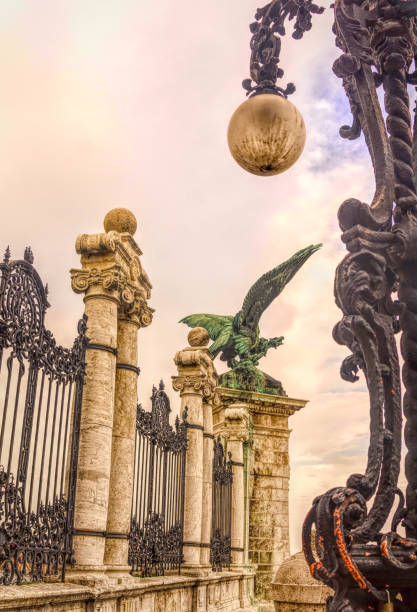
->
[210,436,233,571]
[0,248,87,585]
[129,381,187,576]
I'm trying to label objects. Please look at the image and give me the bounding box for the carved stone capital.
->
[118,282,154,327]
[172,334,219,401]
[203,381,220,404]
[71,214,153,326]
[172,374,216,398]
[223,405,250,442]
[212,390,222,408]
[71,265,123,300]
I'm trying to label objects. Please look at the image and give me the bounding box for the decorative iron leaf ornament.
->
[243,0,324,97]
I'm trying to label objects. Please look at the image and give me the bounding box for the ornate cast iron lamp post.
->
[229,0,417,610]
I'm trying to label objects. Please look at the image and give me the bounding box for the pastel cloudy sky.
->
[1,0,395,552]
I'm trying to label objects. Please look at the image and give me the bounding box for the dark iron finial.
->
[3,246,10,264]
[24,247,34,264]
[243,0,324,98]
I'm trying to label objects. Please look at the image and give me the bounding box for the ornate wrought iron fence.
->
[0,247,87,585]
[210,436,233,571]
[128,381,187,577]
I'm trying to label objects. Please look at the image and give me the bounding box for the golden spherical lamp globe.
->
[227,94,306,176]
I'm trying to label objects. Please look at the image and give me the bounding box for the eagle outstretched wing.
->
[240,244,322,331]
[179,314,234,357]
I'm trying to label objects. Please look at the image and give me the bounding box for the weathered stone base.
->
[0,572,255,612]
[271,551,330,611]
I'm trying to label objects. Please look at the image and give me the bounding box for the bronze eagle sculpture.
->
[180,244,321,394]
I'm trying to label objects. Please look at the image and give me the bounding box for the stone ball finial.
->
[104,208,137,235]
[188,327,210,347]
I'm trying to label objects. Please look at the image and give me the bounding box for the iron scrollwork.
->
[282,0,417,609]
[243,0,324,98]
[128,512,183,577]
[0,248,87,584]
[0,467,68,585]
[135,381,188,452]
[129,381,187,577]
[210,437,233,572]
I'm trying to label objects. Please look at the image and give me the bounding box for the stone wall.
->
[213,388,306,604]
[248,405,291,600]
[0,572,254,612]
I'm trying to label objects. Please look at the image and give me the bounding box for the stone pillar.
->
[222,404,250,571]
[69,208,153,581]
[213,387,306,603]
[103,319,138,575]
[200,392,216,569]
[172,327,218,575]
[103,212,153,578]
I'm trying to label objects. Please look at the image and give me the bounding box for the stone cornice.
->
[214,386,307,417]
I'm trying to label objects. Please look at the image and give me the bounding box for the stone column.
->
[200,391,217,570]
[213,387,306,603]
[103,318,138,576]
[69,208,153,581]
[102,211,153,578]
[172,327,218,575]
[222,404,250,571]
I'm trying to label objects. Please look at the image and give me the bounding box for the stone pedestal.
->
[172,328,218,576]
[213,387,306,603]
[271,551,330,611]
[69,208,153,581]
